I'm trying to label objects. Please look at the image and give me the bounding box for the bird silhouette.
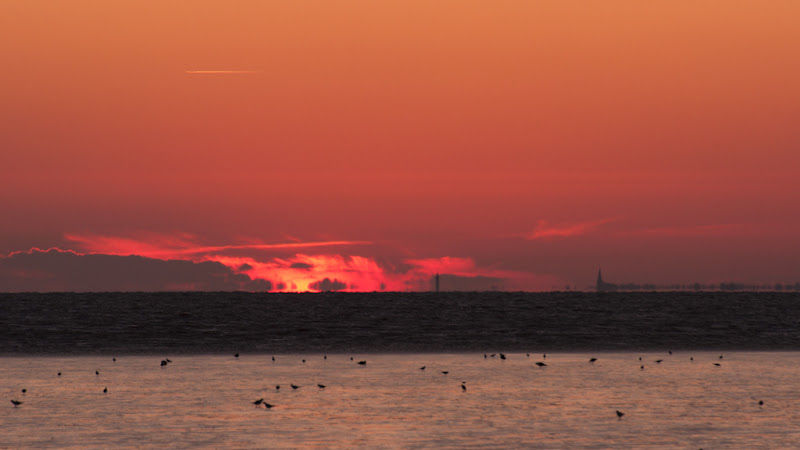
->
[165,359,172,363]
[11,400,22,407]
[276,385,280,390]
[461,384,467,392]
[543,353,546,359]
[234,353,240,358]
[616,410,624,419]
[357,361,367,366]
[291,384,300,389]
[655,360,663,364]
[253,398,264,406]
[103,387,107,393]
[324,355,327,360]
[640,365,644,370]
[263,402,274,409]
[713,363,721,367]
[500,353,506,360]
[668,351,672,355]
[21,389,26,394]
[759,400,764,406]
[719,355,723,359]
[272,356,275,361]
[442,371,449,375]
[161,360,168,366]
[58,372,61,376]
[318,384,326,389]
[536,362,547,367]
[690,357,694,361]
[589,358,597,364]
[96,371,99,375]
[113,357,116,362]
[302,360,306,363]
[420,366,426,370]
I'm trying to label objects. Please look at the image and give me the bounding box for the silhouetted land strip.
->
[1,292,799,354]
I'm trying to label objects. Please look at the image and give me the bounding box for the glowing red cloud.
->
[7,247,84,258]
[524,219,615,240]
[51,233,563,292]
[63,233,370,258]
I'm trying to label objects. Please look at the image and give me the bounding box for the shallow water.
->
[2,352,798,448]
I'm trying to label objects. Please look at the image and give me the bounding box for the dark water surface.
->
[1,291,799,354]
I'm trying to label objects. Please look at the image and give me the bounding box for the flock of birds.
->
[9,351,765,418]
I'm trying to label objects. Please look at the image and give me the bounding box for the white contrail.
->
[185,70,257,74]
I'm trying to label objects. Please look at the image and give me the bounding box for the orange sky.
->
[1,1,799,291]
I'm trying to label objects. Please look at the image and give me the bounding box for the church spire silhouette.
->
[596,268,617,292]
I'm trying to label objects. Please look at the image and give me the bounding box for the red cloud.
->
[9,233,564,292]
[524,219,615,240]
[63,233,371,258]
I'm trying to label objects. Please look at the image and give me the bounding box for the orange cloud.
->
[524,219,615,240]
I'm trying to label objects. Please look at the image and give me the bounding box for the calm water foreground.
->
[2,352,797,448]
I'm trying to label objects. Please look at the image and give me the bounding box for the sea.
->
[2,291,800,448]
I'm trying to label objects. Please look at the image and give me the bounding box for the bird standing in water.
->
[616,410,624,419]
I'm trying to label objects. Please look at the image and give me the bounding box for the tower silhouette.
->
[435,273,440,292]
[596,268,618,292]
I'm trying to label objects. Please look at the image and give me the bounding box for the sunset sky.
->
[1,1,799,291]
